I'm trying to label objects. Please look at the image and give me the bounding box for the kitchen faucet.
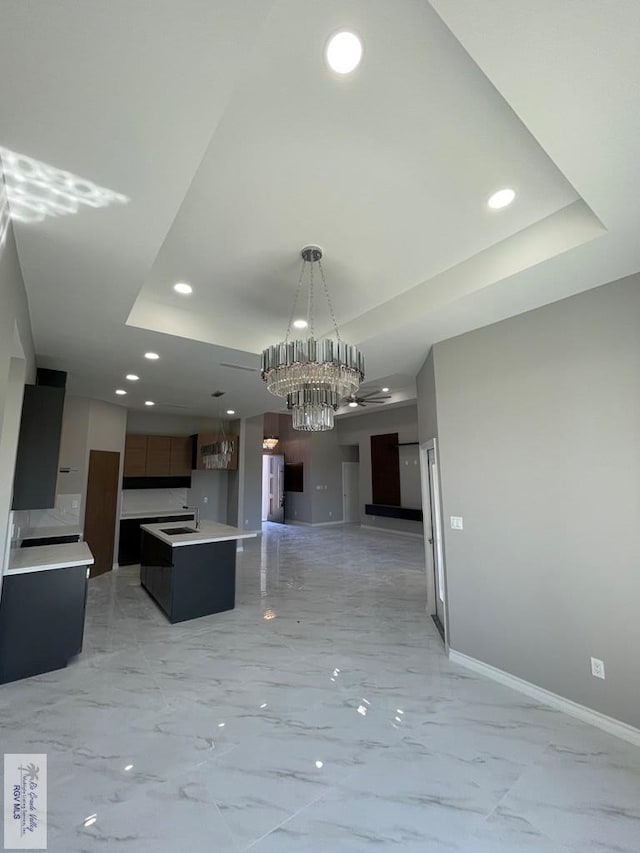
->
[182,504,200,529]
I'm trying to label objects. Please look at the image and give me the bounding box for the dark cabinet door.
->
[154,564,173,613]
[12,385,65,510]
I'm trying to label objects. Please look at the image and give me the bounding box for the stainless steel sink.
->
[159,527,197,535]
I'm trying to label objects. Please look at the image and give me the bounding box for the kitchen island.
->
[0,541,94,683]
[139,520,257,623]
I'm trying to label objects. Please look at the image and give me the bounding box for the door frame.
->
[419,438,449,649]
[266,453,285,523]
[341,461,359,523]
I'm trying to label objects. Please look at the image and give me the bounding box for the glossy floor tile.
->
[1,523,639,851]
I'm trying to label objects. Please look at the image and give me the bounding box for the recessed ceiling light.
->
[487,188,516,210]
[115,389,127,396]
[381,387,389,392]
[293,318,308,329]
[348,400,359,408]
[144,400,155,406]
[325,31,363,74]
[144,352,160,360]
[226,409,236,415]
[126,374,139,381]
[173,282,192,295]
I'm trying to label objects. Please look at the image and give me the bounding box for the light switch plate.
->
[591,657,605,679]
[450,516,463,530]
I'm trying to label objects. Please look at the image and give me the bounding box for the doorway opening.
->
[262,454,285,523]
[341,461,360,523]
[419,438,447,645]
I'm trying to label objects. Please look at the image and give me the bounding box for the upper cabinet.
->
[124,434,193,478]
[146,436,171,476]
[169,436,193,476]
[12,370,66,511]
[123,435,148,477]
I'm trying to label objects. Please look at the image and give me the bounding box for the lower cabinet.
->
[118,514,193,566]
[140,531,236,624]
[0,565,89,684]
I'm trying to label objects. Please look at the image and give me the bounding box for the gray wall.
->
[126,410,222,435]
[238,414,263,530]
[416,347,438,444]
[422,274,640,728]
[188,470,228,523]
[336,404,423,535]
[279,413,313,523]
[0,223,35,574]
[278,414,345,524]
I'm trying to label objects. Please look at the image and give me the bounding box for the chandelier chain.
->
[308,259,315,337]
[318,259,342,342]
[284,258,307,342]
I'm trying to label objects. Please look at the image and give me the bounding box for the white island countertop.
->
[7,541,94,575]
[140,520,258,548]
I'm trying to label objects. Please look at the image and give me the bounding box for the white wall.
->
[418,273,640,729]
[0,222,35,575]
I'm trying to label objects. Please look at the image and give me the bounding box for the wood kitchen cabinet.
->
[170,436,193,476]
[123,434,148,476]
[145,436,171,475]
[124,434,194,478]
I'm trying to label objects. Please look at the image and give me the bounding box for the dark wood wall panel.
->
[370,433,401,506]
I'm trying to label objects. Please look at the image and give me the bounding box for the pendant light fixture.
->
[261,246,365,431]
[201,391,235,469]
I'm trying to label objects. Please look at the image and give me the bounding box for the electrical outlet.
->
[72,499,79,509]
[329,511,332,518]
[203,496,209,504]
[591,657,605,679]
[450,516,463,530]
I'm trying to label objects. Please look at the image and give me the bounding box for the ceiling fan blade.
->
[359,389,386,400]
[361,396,392,404]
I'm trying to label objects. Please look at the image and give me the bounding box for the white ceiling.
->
[1,0,638,420]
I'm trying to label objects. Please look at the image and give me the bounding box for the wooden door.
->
[84,450,120,577]
[370,433,401,505]
[124,434,147,476]
[146,436,171,475]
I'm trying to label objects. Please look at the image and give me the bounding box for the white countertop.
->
[20,525,82,541]
[120,509,196,520]
[140,520,258,548]
[7,541,94,575]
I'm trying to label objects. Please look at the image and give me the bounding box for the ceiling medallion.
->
[261,246,365,431]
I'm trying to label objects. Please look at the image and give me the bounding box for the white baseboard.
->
[285,520,345,527]
[360,524,424,540]
[448,649,640,747]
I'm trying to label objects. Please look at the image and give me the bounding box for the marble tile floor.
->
[1,523,639,851]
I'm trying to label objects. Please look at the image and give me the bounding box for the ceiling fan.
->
[345,389,392,408]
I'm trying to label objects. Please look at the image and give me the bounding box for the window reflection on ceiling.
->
[0,147,129,233]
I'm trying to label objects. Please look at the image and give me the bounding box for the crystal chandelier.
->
[261,246,365,431]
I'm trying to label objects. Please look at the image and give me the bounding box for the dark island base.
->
[140,532,236,623]
[0,565,89,684]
